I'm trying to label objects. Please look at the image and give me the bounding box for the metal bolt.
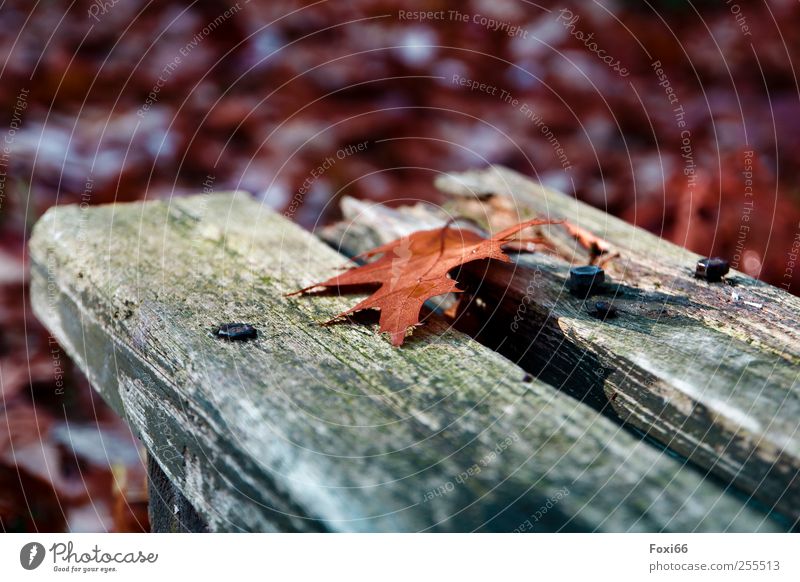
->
[695,257,729,282]
[214,323,258,341]
[569,265,605,296]
[592,301,618,319]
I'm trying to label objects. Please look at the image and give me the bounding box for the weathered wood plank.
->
[324,165,799,524]
[147,454,208,533]
[437,167,800,523]
[29,192,786,531]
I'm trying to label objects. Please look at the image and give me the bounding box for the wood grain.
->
[324,166,799,525]
[29,191,786,531]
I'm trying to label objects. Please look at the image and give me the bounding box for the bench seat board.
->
[431,167,800,522]
[29,191,785,531]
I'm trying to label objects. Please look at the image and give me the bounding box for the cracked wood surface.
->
[29,191,787,532]
[322,165,799,526]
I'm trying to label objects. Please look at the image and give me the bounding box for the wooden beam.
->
[324,165,800,525]
[29,191,786,531]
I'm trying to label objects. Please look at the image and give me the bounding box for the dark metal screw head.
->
[592,301,618,319]
[569,265,605,296]
[214,323,258,341]
[695,257,729,282]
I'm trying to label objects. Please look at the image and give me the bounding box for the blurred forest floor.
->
[1,0,799,531]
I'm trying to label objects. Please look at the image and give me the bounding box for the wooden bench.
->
[28,166,799,532]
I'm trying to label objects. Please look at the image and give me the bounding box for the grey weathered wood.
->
[324,165,800,525]
[29,191,786,532]
[147,454,208,533]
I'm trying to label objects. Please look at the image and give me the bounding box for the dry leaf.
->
[292,219,554,345]
[562,220,613,260]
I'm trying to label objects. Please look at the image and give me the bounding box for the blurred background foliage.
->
[1,0,798,531]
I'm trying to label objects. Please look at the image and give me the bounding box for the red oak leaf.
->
[292,218,554,345]
[562,220,612,258]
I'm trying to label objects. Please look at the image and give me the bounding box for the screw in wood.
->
[592,301,618,319]
[695,257,730,282]
[569,265,605,296]
[213,323,258,341]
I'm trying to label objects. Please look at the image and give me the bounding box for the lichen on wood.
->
[29,190,787,531]
[324,166,799,524]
